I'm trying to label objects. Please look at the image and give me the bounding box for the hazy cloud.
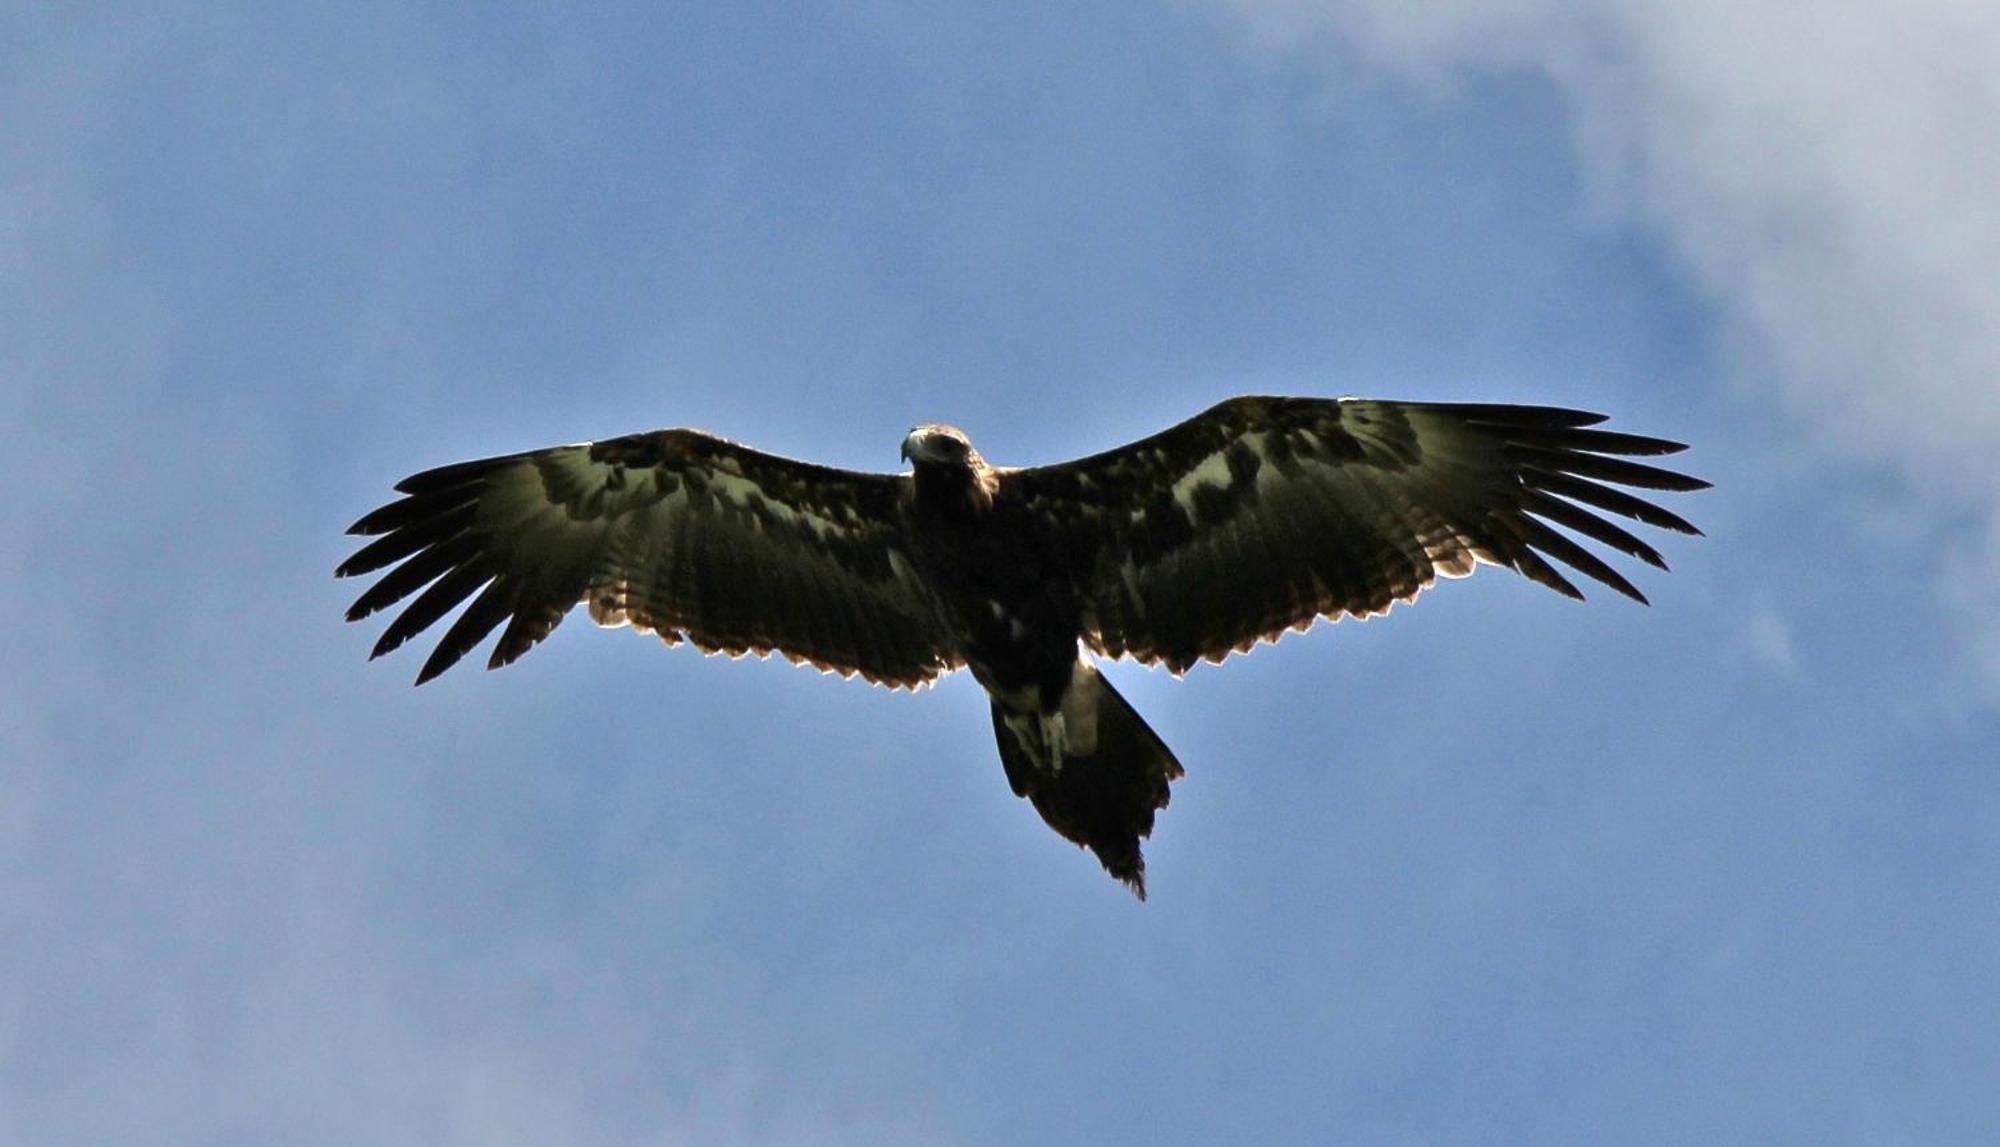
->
[1744,601,1800,677]
[1214,0,2000,686]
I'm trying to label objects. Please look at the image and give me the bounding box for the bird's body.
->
[340,395,1707,896]
[899,424,1185,886]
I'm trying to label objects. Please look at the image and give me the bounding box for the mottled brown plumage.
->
[339,396,1708,896]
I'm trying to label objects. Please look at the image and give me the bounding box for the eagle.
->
[339,396,1705,897]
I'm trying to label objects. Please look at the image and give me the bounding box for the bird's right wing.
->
[338,429,958,688]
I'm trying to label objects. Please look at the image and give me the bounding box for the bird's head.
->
[901,424,985,471]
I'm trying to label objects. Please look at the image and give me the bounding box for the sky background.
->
[5,3,1998,1143]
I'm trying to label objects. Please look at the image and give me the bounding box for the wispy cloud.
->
[1744,600,1800,677]
[1213,0,2000,689]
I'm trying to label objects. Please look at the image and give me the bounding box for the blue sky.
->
[6,3,1998,1143]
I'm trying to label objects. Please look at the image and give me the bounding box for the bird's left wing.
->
[339,429,957,688]
[1009,396,1708,673]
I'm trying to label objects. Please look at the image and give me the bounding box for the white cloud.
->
[1212,0,2000,684]
[1744,601,1799,677]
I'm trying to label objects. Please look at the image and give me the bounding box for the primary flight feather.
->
[339,395,1707,896]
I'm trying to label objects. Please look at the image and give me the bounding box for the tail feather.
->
[990,668,1184,898]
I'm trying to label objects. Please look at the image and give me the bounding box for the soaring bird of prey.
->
[339,396,1706,896]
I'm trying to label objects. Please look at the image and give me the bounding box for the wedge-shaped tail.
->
[990,667,1184,898]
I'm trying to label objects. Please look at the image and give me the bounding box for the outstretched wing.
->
[338,429,956,688]
[1010,396,1708,673]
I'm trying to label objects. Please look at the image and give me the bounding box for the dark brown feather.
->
[345,533,486,622]
[373,561,496,661]
[1534,471,1704,535]
[336,502,478,578]
[1506,444,1709,491]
